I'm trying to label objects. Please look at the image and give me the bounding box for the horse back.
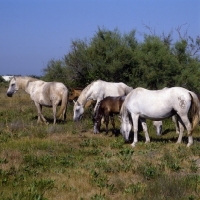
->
[100,96,125,114]
[125,87,193,119]
[28,81,68,105]
[90,81,131,98]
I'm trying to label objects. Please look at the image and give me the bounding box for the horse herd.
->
[7,76,200,148]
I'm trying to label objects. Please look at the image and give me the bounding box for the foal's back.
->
[100,96,126,113]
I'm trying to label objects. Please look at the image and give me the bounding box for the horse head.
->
[119,113,132,143]
[7,76,18,97]
[73,100,84,121]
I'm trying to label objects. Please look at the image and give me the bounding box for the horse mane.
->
[77,80,101,105]
[71,87,84,91]
[119,101,127,117]
[82,80,100,93]
[13,75,38,81]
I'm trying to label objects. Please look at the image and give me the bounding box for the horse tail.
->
[189,91,200,131]
[56,89,69,119]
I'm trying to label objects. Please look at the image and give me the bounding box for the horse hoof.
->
[131,143,136,148]
[187,143,192,147]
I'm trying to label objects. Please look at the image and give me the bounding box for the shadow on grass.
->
[31,116,67,124]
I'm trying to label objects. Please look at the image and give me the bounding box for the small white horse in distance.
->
[153,115,180,136]
[120,87,200,147]
[7,76,69,124]
[73,80,133,121]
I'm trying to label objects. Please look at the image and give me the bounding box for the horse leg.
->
[153,121,162,136]
[176,120,184,144]
[172,115,179,134]
[177,115,193,147]
[35,102,47,124]
[105,113,109,134]
[63,107,67,122]
[94,100,100,112]
[131,114,139,147]
[140,118,150,143]
[53,105,57,124]
[110,114,116,136]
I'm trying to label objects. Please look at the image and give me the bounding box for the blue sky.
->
[0,0,199,76]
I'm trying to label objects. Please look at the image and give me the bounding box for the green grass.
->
[0,85,200,199]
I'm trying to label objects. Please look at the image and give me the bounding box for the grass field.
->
[0,83,200,200]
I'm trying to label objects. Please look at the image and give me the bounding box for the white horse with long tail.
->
[120,87,200,147]
[7,76,69,124]
[73,80,133,121]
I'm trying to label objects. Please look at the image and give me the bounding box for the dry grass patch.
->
[0,149,23,171]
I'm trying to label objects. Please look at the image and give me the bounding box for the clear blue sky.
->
[0,0,199,76]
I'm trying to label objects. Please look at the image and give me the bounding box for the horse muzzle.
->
[93,123,100,134]
[73,115,82,122]
[7,92,13,97]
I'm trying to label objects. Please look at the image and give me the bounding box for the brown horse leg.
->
[105,113,109,134]
[110,114,117,136]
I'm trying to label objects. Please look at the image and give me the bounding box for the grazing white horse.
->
[120,87,200,147]
[7,76,69,124]
[73,80,133,121]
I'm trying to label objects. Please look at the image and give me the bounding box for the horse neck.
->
[24,78,38,94]
[77,86,92,106]
[17,77,37,91]
[18,78,29,90]
[75,90,82,96]
[24,82,32,94]
[77,92,87,106]
[72,90,82,99]
[69,94,77,100]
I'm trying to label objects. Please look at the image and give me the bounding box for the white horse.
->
[120,87,200,147]
[7,76,69,124]
[73,80,133,121]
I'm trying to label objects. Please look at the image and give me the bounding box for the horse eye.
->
[11,83,15,87]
